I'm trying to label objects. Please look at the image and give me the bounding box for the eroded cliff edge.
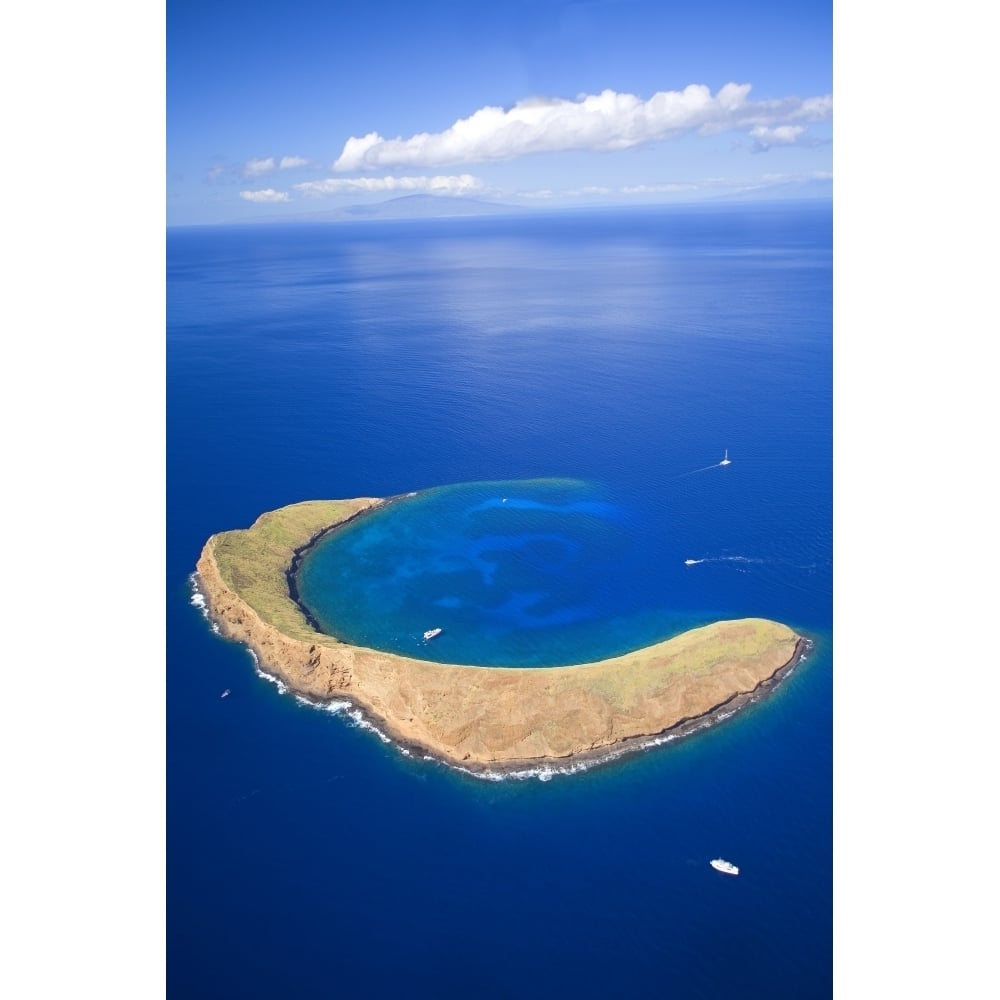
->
[194,497,808,771]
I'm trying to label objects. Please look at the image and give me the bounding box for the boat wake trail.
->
[668,452,732,480]
[682,556,832,599]
[684,555,763,567]
[669,463,726,480]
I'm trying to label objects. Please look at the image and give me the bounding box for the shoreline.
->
[284,634,813,779]
[195,495,810,772]
[284,492,412,637]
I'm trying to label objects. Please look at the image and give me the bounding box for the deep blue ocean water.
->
[168,202,832,998]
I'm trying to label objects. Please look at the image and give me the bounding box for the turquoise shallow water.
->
[169,203,832,997]
[297,477,715,666]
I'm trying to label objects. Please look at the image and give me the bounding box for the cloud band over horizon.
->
[294,174,484,196]
[333,84,832,172]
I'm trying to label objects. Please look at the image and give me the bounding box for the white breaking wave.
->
[188,575,220,634]
[292,692,398,747]
[295,697,413,754]
[295,695,351,714]
[251,654,288,695]
[452,759,594,782]
[452,728,697,782]
[191,575,291,692]
[345,708,393,744]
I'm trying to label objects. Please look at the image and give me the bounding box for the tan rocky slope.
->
[196,498,806,770]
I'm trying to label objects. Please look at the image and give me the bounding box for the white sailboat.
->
[719,449,731,466]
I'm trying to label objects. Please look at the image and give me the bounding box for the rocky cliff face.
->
[197,544,357,702]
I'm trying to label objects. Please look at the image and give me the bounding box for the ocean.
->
[167,201,832,997]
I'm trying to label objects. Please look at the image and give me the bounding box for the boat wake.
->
[682,556,832,599]
[668,451,733,480]
[684,555,764,567]
[669,463,725,480]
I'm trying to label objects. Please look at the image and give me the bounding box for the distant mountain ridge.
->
[245,194,527,225]
[341,194,525,218]
[211,185,832,228]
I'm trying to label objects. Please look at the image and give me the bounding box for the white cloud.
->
[749,124,814,152]
[751,125,804,143]
[239,188,290,203]
[240,156,310,178]
[294,174,485,197]
[699,170,832,195]
[621,182,699,195]
[244,157,277,177]
[513,171,830,202]
[333,85,832,171]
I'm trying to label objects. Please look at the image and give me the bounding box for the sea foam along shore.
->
[194,496,807,773]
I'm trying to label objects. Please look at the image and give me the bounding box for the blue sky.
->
[167,0,831,226]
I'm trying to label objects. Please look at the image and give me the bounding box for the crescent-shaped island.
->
[194,496,810,775]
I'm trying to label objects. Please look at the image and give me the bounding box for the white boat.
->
[220,689,231,699]
[719,449,731,466]
[710,858,739,875]
[423,628,443,641]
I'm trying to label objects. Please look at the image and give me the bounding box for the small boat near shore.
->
[423,628,443,641]
[710,858,739,875]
